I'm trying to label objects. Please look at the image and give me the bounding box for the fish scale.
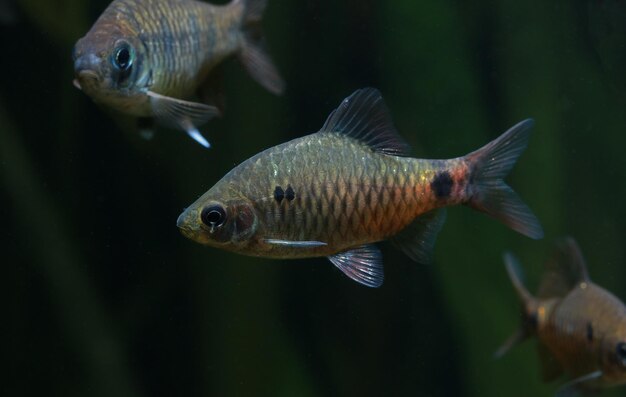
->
[122,0,239,96]
[221,132,460,251]
[178,88,542,287]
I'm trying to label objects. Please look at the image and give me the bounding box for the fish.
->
[496,237,626,396]
[176,88,543,287]
[0,0,16,26]
[72,0,284,148]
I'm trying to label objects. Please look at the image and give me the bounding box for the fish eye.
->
[201,205,226,228]
[114,45,132,71]
[616,342,626,366]
[111,41,135,74]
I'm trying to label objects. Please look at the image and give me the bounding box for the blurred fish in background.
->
[588,0,626,97]
[0,0,17,25]
[177,88,543,287]
[72,0,284,148]
[497,238,626,396]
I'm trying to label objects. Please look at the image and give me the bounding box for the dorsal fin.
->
[320,88,411,157]
[537,237,590,299]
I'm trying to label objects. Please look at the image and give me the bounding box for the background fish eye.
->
[201,205,227,228]
[616,342,626,366]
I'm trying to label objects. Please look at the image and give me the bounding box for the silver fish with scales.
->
[177,88,543,287]
[73,0,284,147]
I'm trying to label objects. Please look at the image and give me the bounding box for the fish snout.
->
[176,211,187,229]
[177,209,196,236]
[74,53,102,78]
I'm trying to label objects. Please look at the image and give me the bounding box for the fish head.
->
[72,29,150,105]
[177,190,260,253]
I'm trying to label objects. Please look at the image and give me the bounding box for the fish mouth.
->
[78,70,99,82]
[176,210,195,237]
[73,70,101,93]
[73,53,102,91]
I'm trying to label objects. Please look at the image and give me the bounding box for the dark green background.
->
[3,0,626,396]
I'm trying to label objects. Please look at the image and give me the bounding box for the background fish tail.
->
[494,252,537,359]
[464,119,543,239]
[237,0,285,94]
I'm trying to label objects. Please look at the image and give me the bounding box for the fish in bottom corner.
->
[177,87,544,287]
[496,237,626,396]
[72,0,285,149]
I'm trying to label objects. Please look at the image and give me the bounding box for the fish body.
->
[497,238,626,395]
[195,134,466,258]
[177,88,543,287]
[73,0,284,147]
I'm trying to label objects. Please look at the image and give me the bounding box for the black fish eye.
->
[201,205,226,228]
[616,342,626,365]
[113,44,132,71]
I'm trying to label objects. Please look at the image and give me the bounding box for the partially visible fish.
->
[73,0,284,148]
[496,238,626,396]
[0,0,16,25]
[177,88,543,287]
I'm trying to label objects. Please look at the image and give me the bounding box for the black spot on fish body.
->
[431,171,454,199]
[587,322,594,342]
[285,185,295,201]
[274,186,284,203]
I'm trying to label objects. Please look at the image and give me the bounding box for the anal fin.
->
[328,244,383,288]
[391,209,447,264]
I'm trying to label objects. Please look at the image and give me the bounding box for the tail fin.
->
[494,252,535,359]
[465,119,543,239]
[237,0,285,95]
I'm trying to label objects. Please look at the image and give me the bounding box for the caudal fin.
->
[237,0,285,95]
[494,252,535,359]
[465,119,544,239]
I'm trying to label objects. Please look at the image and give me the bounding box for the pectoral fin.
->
[147,91,219,148]
[556,370,602,397]
[391,209,447,264]
[328,244,383,288]
[263,239,327,248]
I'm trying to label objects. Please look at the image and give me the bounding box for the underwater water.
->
[3,0,626,396]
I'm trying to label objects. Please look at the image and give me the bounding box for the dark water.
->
[3,1,626,396]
